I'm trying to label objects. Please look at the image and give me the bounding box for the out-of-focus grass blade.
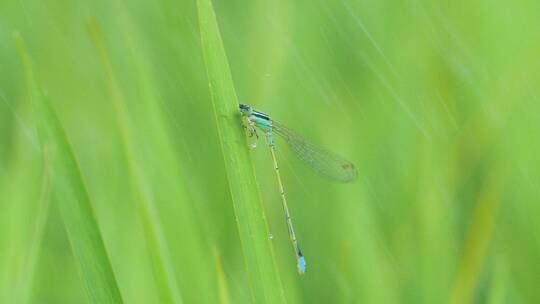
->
[214,249,231,304]
[449,174,502,304]
[15,34,123,303]
[86,20,184,304]
[487,258,507,304]
[16,158,52,304]
[197,0,287,303]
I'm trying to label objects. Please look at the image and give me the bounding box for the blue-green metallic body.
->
[252,116,272,132]
[240,104,275,145]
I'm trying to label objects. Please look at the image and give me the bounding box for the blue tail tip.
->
[297,256,307,274]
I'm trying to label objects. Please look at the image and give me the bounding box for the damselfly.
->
[239,104,357,274]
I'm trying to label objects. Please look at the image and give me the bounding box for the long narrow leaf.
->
[86,21,184,304]
[196,0,287,303]
[15,34,123,303]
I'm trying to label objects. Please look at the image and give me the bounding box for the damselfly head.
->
[239,103,251,114]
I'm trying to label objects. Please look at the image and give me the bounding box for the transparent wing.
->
[272,121,358,183]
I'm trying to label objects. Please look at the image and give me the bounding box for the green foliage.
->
[1,0,540,303]
[14,35,123,303]
[198,0,286,302]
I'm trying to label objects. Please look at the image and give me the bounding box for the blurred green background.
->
[1,0,540,303]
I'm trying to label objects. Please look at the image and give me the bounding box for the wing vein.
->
[271,121,357,183]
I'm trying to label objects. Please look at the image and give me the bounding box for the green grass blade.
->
[15,34,123,303]
[16,159,52,304]
[197,0,287,303]
[449,175,502,304]
[86,21,184,304]
[213,249,231,304]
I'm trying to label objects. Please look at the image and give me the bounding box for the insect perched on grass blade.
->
[239,104,357,274]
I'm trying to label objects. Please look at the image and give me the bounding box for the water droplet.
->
[269,233,274,240]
